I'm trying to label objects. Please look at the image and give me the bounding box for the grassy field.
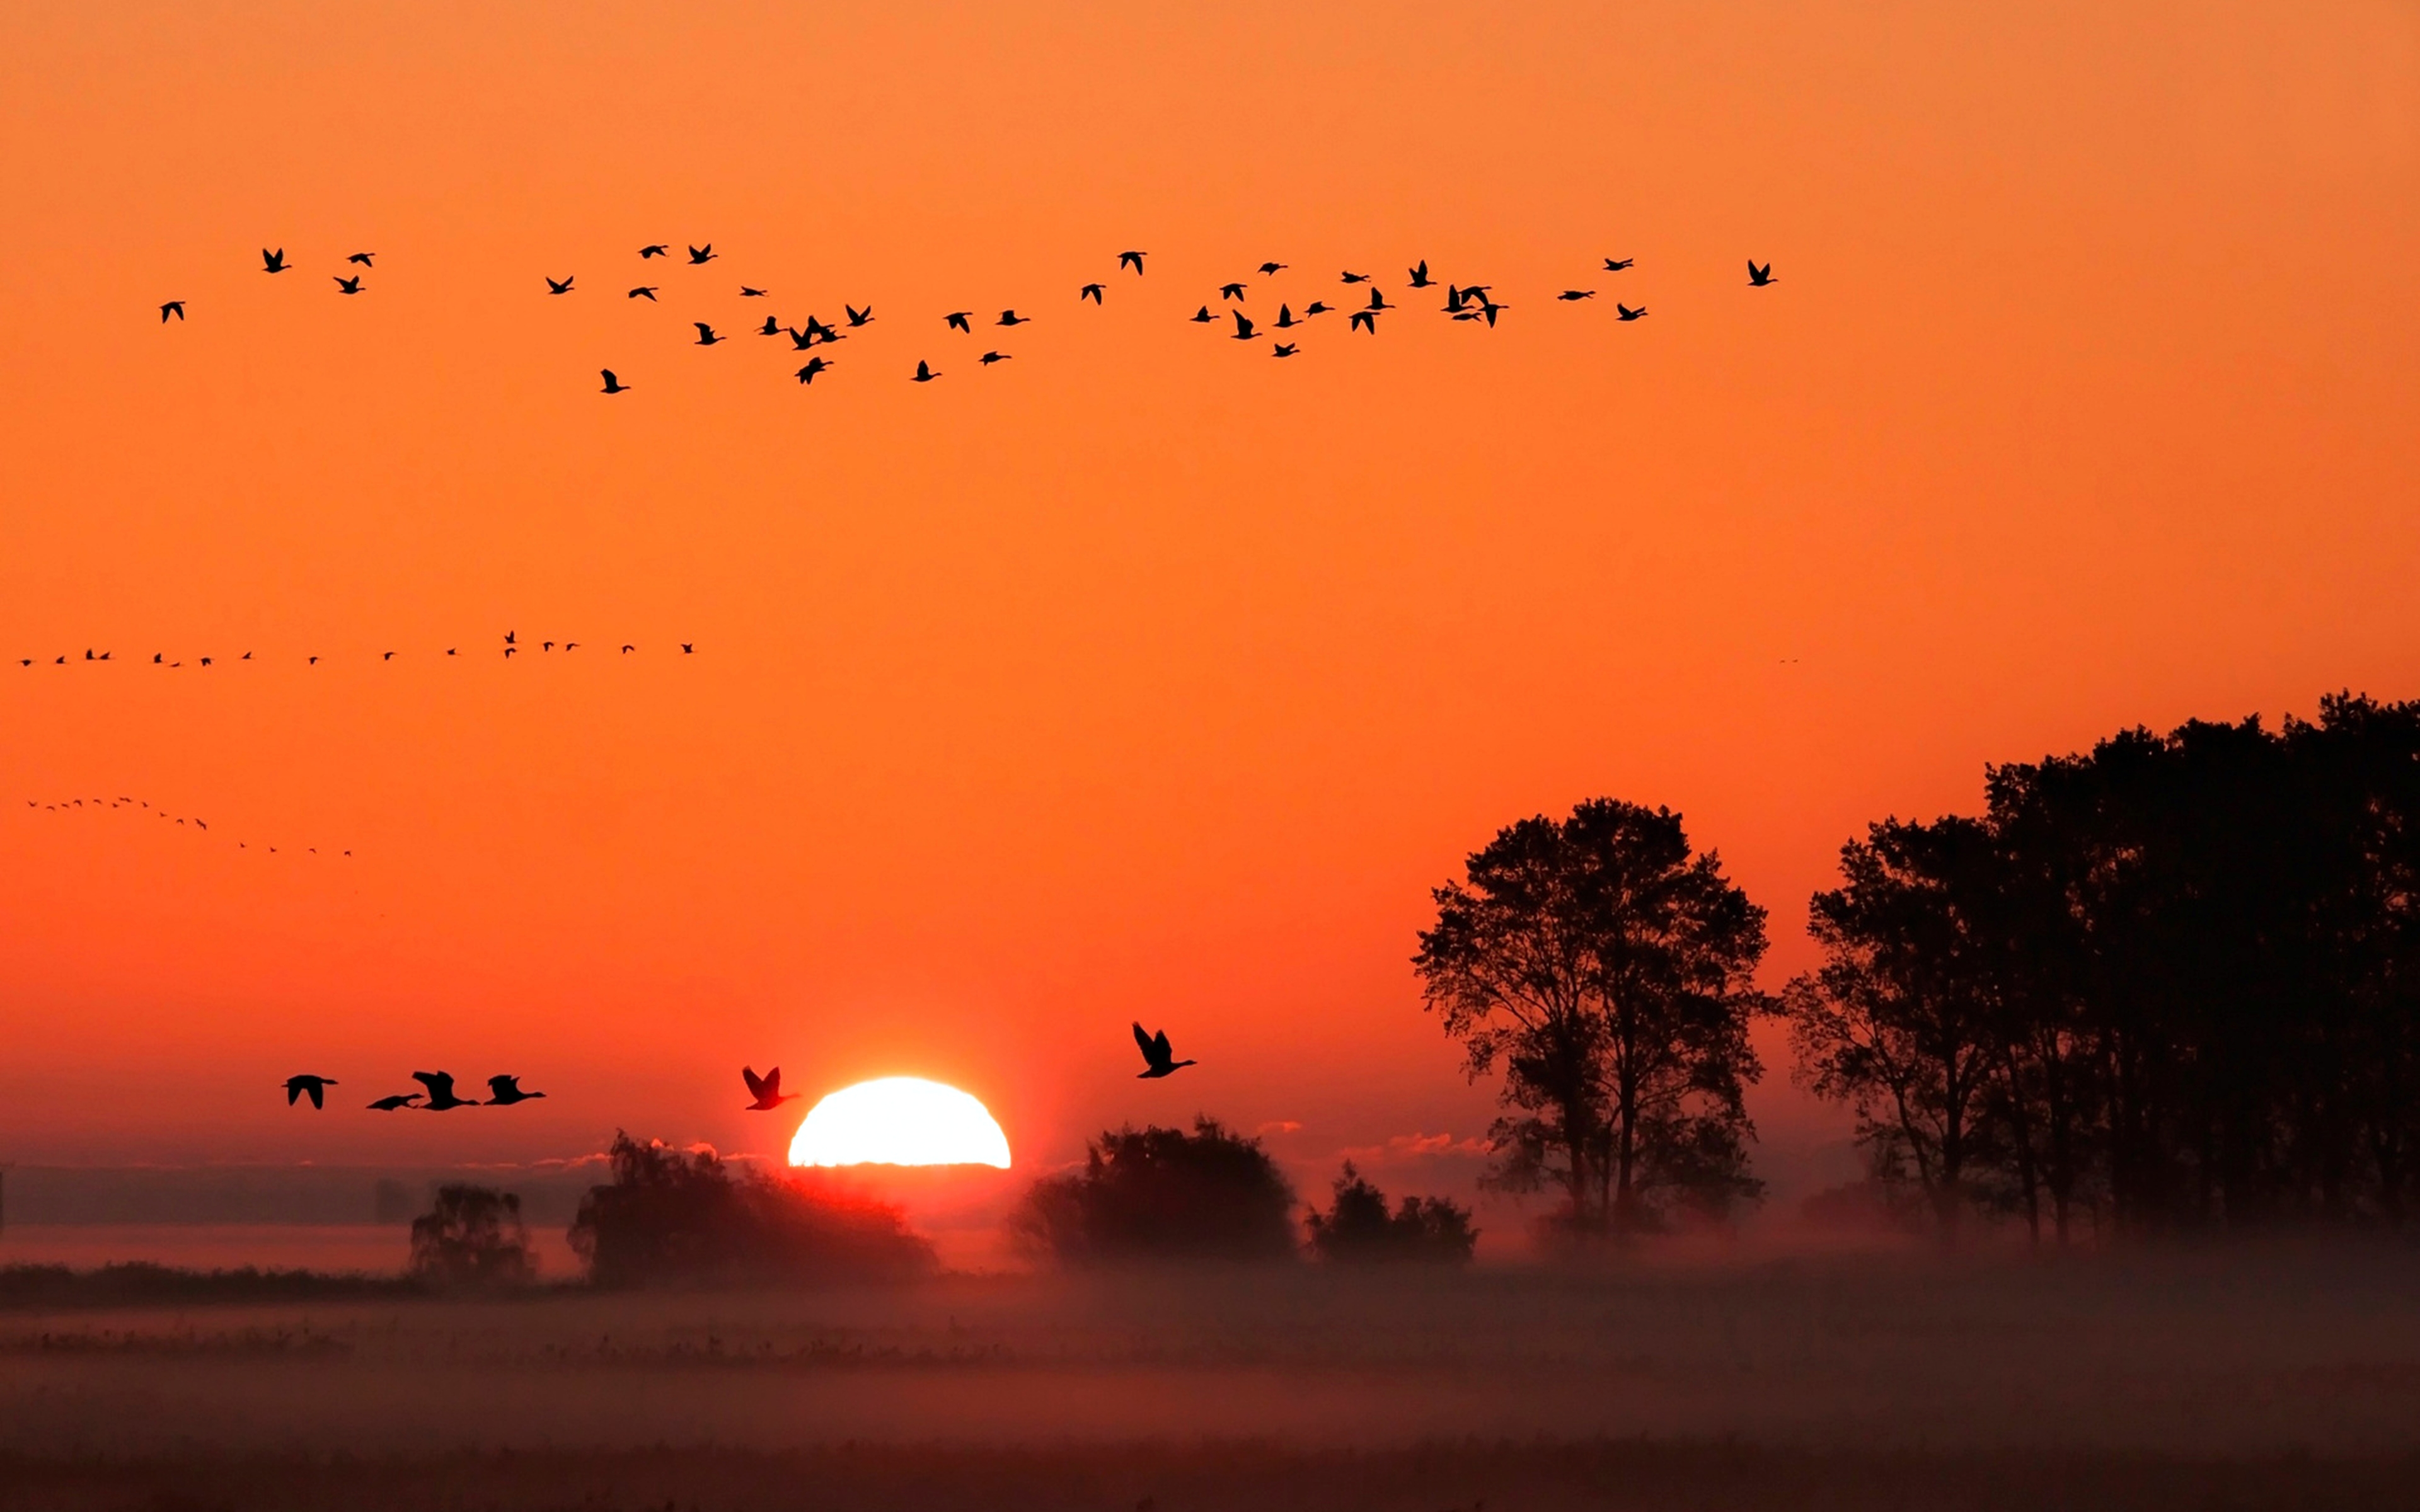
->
[4,1244,2417,1509]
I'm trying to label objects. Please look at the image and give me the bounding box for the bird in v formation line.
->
[158,241,1777,393]
[279,1027,1201,1123]
[13,633,696,670]
[25,793,349,858]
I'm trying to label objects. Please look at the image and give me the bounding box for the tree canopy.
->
[1787,695,2420,1239]
[1303,1162,1478,1264]
[1012,1118,1298,1263]
[1415,797,1773,1236]
[568,1132,934,1286]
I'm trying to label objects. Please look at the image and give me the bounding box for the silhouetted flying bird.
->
[742,1066,798,1111]
[284,1075,337,1109]
[412,1071,476,1111]
[485,1074,545,1106]
[1133,1022,1197,1079]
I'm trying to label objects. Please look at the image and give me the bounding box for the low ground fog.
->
[4,1246,2417,1509]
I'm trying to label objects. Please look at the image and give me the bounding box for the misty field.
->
[3,1246,2418,1510]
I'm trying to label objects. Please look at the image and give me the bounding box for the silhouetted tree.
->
[1011,1118,1297,1263]
[408,1184,536,1287]
[1304,1162,1478,1264]
[568,1132,933,1286]
[1792,694,2420,1240]
[1787,816,2009,1240]
[1415,798,1773,1236]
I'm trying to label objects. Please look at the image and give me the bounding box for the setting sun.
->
[787,1077,1011,1169]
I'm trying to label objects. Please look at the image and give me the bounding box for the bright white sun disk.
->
[787,1077,1011,1169]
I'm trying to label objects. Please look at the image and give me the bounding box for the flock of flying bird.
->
[25,794,348,858]
[149,233,1727,1138]
[275,1024,1198,1121]
[154,242,1781,395]
[12,631,694,672]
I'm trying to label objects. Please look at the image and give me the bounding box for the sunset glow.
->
[787,1077,1011,1169]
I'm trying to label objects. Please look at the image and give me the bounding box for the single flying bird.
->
[1272,343,1298,357]
[485,1074,546,1106]
[1407,260,1432,288]
[628,285,658,300]
[688,244,717,264]
[1219,282,1247,301]
[335,275,364,294]
[845,304,874,327]
[638,244,669,258]
[1557,289,1595,301]
[945,311,972,331]
[348,252,376,266]
[284,1075,337,1109]
[1132,1022,1197,1079]
[412,1071,476,1110]
[742,1066,798,1111]
[1748,259,1776,287]
[1604,257,1634,271]
[1080,283,1103,304]
[1189,305,1214,323]
[795,357,831,384]
[979,350,1010,365]
[913,359,940,382]
[758,316,781,336]
[1231,311,1256,340]
[997,309,1028,326]
[1350,310,1378,333]
[546,275,574,294]
[1257,261,1287,275]
[1616,303,1647,321]
[693,322,725,345]
[262,248,289,273]
[1303,301,1332,316]
[1340,270,1371,284]
[739,285,769,297]
[160,301,185,322]
[1274,304,1296,329]
[1119,249,1146,273]
[367,1093,422,1111]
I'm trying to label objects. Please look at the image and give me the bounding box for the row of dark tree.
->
[1416,692,2420,1242]
[405,1125,1475,1287]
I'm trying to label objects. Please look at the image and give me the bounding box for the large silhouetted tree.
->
[1789,694,2420,1240]
[1415,798,1773,1236]
[1787,816,2009,1240]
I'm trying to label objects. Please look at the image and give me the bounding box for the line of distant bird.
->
[11,632,696,670]
[154,242,1778,392]
[285,1071,540,1111]
[23,794,350,857]
[277,1028,1194,1126]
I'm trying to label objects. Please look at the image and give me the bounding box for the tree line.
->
[1417,692,2420,1243]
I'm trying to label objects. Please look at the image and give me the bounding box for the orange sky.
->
[3,1,2416,1194]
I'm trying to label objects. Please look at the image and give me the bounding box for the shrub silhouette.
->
[1304,1161,1478,1264]
[568,1131,934,1287]
[1013,1117,1297,1263]
[409,1184,536,1288]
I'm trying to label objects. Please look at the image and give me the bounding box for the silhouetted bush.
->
[1012,1117,1298,1264]
[568,1131,935,1287]
[409,1184,537,1288]
[1304,1161,1478,1264]
[0,1263,417,1310]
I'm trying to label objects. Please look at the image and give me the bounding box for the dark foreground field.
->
[4,1245,2417,1511]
